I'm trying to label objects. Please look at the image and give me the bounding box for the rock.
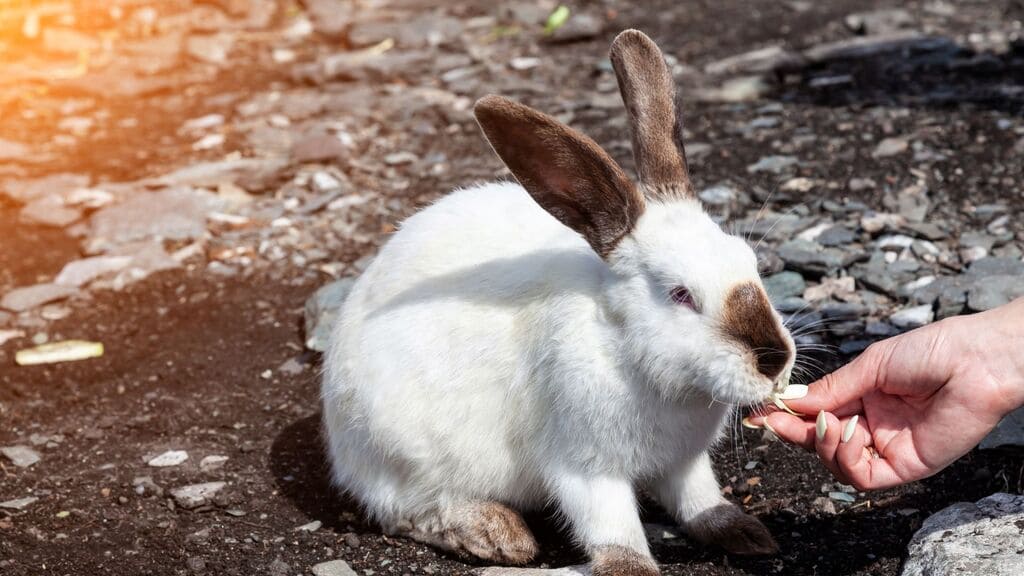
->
[292,134,348,164]
[1,445,41,468]
[132,476,164,497]
[304,278,356,351]
[813,496,837,515]
[889,304,934,330]
[311,560,358,576]
[902,493,1024,576]
[349,13,463,48]
[872,137,909,158]
[0,496,39,510]
[1,173,90,204]
[763,272,806,304]
[154,158,288,192]
[910,275,969,319]
[545,12,604,43]
[199,455,229,472]
[816,225,857,247]
[186,33,236,65]
[844,9,914,35]
[897,185,930,222]
[1,284,79,312]
[90,187,224,245]
[755,247,785,275]
[860,212,906,234]
[0,138,30,161]
[698,184,738,206]
[20,196,82,227]
[981,407,1024,449]
[777,239,853,276]
[43,27,100,53]
[268,558,291,576]
[704,45,805,75]
[171,482,226,509]
[967,257,1024,278]
[302,0,351,39]
[967,275,1024,312]
[55,256,133,288]
[820,301,866,321]
[696,76,771,102]
[803,32,956,63]
[746,155,799,174]
[147,450,189,467]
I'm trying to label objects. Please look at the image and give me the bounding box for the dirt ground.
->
[2,1,1024,575]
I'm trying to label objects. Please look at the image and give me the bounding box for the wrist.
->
[973,298,1024,414]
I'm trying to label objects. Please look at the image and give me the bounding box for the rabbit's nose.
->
[721,282,793,381]
[755,347,792,381]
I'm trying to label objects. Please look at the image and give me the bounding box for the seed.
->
[841,415,859,443]
[741,416,763,430]
[772,396,806,416]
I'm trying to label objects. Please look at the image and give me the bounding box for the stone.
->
[763,272,806,304]
[305,278,356,351]
[803,31,956,62]
[186,33,236,65]
[147,450,189,467]
[1,284,78,312]
[746,155,799,174]
[844,9,914,35]
[981,407,1024,449]
[872,137,909,158]
[889,304,934,330]
[350,13,463,48]
[777,239,852,276]
[902,493,1024,576]
[199,455,229,472]
[171,482,226,509]
[90,187,225,245]
[154,158,288,192]
[861,212,905,234]
[0,138,30,161]
[55,256,133,288]
[132,476,163,497]
[268,558,291,576]
[20,197,82,227]
[1,445,41,468]
[967,257,1024,278]
[696,76,771,102]
[698,184,738,206]
[967,275,1024,312]
[816,225,857,247]
[43,27,100,53]
[545,12,604,43]
[302,0,351,38]
[704,45,805,75]
[1,173,90,204]
[292,134,348,163]
[0,496,38,510]
[897,185,930,222]
[311,560,358,576]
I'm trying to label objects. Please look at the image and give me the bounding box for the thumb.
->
[785,341,889,417]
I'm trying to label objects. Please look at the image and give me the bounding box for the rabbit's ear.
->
[474,95,645,259]
[610,29,694,199]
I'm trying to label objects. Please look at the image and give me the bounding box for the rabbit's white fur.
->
[323,179,793,559]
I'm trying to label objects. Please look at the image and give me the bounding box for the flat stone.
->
[889,304,934,330]
[804,31,956,62]
[545,12,604,43]
[1,173,90,204]
[154,158,288,192]
[845,8,914,35]
[0,496,39,510]
[981,407,1024,449]
[20,196,82,227]
[90,187,224,245]
[292,134,348,163]
[967,257,1024,278]
[902,493,1024,576]
[0,138,30,161]
[199,455,229,472]
[704,45,806,75]
[1,445,41,468]
[171,481,226,509]
[816,225,857,247]
[872,137,909,158]
[55,256,133,288]
[304,277,357,351]
[777,239,853,276]
[349,13,463,48]
[746,155,799,174]
[185,33,235,65]
[311,559,358,576]
[763,271,806,304]
[698,184,738,206]
[967,275,1024,312]
[1,283,78,312]
[147,450,189,467]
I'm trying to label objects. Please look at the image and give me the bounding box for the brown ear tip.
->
[473,94,504,115]
[610,29,656,54]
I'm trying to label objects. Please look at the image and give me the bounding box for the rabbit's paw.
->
[686,504,778,556]
[591,545,659,576]
[445,502,539,565]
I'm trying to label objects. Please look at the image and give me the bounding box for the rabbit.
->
[322,29,795,576]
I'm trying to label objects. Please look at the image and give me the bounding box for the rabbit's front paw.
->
[591,545,659,576]
[686,504,778,556]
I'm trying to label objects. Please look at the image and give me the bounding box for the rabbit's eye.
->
[670,286,697,311]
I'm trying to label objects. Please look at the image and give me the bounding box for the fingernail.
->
[815,410,827,441]
[777,384,808,400]
[741,416,763,430]
[841,415,859,443]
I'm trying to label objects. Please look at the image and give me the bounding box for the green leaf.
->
[544,5,571,35]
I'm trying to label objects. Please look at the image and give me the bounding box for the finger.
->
[836,432,906,491]
[785,343,889,415]
[815,411,851,485]
[764,411,816,450]
[836,416,871,481]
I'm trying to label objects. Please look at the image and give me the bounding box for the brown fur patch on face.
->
[592,545,660,576]
[474,95,645,259]
[609,30,693,200]
[721,282,792,381]
[686,503,778,556]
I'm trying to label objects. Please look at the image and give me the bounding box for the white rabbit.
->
[322,29,795,576]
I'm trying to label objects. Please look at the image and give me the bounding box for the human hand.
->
[748,298,1024,490]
